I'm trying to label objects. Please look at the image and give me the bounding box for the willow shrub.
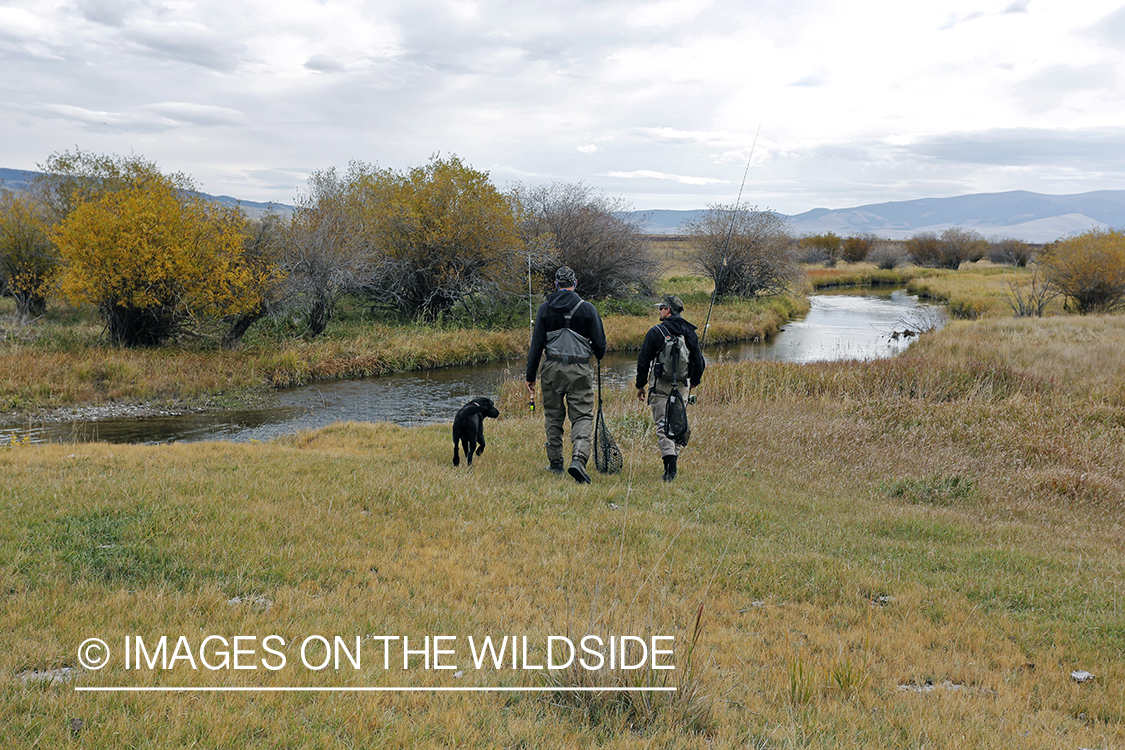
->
[51,175,272,347]
[1039,228,1125,313]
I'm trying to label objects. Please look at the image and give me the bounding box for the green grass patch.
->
[881,474,979,506]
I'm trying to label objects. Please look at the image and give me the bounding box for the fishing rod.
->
[699,124,760,351]
[527,250,535,412]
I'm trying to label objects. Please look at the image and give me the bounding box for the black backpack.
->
[659,326,691,446]
[665,388,690,447]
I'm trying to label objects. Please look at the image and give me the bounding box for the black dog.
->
[452,397,500,467]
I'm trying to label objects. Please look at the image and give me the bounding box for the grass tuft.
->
[881,475,978,506]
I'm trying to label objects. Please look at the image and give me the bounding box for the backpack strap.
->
[563,299,584,328]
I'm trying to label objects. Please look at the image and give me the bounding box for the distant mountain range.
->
[626,190,1125,243]
[0,167,292,219]
[4,167,1121,243]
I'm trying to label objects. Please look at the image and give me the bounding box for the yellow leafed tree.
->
[1039,228,1125,314]
[363,154,524,321]
[52,173,274,347]
[0,190,57,319]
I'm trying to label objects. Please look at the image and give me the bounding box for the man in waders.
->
[526,266,607,483]
[636,295,705,481]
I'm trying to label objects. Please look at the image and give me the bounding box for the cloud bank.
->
[2,0,1125,213]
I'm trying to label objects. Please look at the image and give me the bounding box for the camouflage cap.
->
[656,295,684,314]
[555,265,577,286]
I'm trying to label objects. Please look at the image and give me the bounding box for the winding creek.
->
[4,289,940,445]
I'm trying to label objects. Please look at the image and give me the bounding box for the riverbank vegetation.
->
[0,250,1103,420]
[0,291,804,416]
[3,306,1122,748]
[5,147,1124,423]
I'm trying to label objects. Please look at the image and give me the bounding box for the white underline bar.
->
[76,686,677,693]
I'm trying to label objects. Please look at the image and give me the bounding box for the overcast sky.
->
[3,0,1125,214]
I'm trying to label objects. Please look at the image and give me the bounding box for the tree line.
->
[797,227,1125,314]
[2,149,1123,348]
[0,150,808,348]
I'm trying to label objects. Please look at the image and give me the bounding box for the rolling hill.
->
[0,167,293,219]
[626,190,1125,243]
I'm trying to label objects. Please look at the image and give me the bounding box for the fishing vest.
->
[545,299,594,362]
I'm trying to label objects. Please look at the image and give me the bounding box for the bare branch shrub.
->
[683,205,798,299]
[284,163,383,336]
[798,233,841,267]
[867,241,906,270]
[988,237,1034,267]
[904,231,941,267]
[513,182,659,299]
[1003,267,1059,318]
[907,227,987,270]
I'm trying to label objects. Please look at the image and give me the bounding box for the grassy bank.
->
[3,311,1123,748]
[0,293,803,419]
[804,261,1071,322]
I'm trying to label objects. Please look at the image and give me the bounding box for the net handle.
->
[597,359,603,407]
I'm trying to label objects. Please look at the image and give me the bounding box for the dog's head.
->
[472,397,500,419]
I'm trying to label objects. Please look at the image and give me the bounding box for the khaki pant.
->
[540,359,595,465]
[647,375,689,458]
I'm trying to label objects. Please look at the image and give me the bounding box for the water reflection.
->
[721,290,934,363]
[4,289,937,445]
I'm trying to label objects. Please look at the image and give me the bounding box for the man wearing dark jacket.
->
[635,295,705,481]
[526,266,607,483]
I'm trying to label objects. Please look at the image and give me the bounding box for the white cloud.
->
[143,102,249,126]
[0,6,48,37]
[607,170,728,186]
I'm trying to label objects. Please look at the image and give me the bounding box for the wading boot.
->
[662,455,677,482]
[568,458,591,484]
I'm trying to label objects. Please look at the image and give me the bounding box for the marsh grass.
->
[805,261,1071,322]
[904,262,1070,319]
[803,264,921,290]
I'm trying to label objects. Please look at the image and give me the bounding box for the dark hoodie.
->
[525,290,607,382]
[635,313,705,389]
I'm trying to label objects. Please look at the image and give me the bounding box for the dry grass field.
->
[3,304,1123,748]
